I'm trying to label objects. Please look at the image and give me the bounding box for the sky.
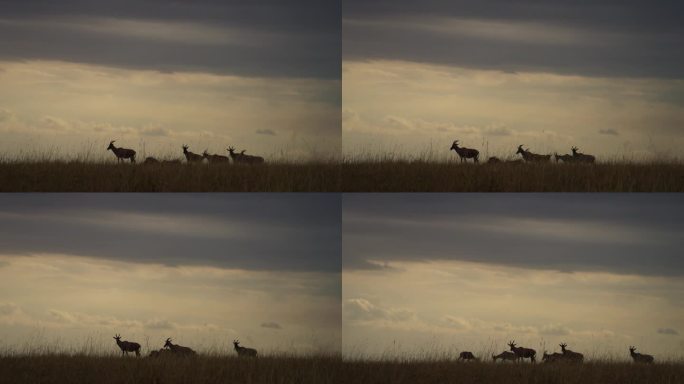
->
[0,194,341,355]
[0,1,340,160]
[343,1,684,160]
[343,194,684,360]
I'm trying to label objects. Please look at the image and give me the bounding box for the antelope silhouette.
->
[492,351,517,362]
[202,150,230,163]
[182,145,203,163]
[542,351,565,363]
[239,149,265,164]
[164,338,196,356]
[571,146,595,163]
[559,342,583,362]
[113,334,141,357]
[107,141,136,163]
[554,153,575,163]
[450,140,479,163]
[233,339,258,357]
[508,340,536,363]
[457,351,477,361]
[516,145,551,163]
[629,346,654,363]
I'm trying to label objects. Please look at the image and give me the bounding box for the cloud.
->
[539,324,572,336]
[0,302,19,316]
[344,298,414,322]
[657,328,679,336]
[261,321,283,330]
[145,318,177,330]
[344,1,684,78]
[598,128,619,136]
[255,129,277,136]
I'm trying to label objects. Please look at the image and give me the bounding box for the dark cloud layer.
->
[0,0,340,79]
[0,194,340,272]
[344,0,684,78]
[343,194,684,276]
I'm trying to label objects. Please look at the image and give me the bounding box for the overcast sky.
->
[343,194,684,360]
[0,194,340,355]
[343,1,684,160]
[0,1,340,160]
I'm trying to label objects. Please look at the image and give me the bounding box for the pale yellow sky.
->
[343,60,684,160]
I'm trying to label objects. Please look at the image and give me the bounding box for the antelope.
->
[542,351,565,363]
[450,140,479,163]
[554,153,575,163]
[571,147,595,163]
[149,348,173,358]
[239,149,265,165]
[516,145,551,162]
[202,150,230,164]
[457,351,477,361]
[144,157,159,164]
[182,145,204,163]
[559,343,584,362]
[508,340,536,363]
[164,338,196,356]
[487,156,502,164]
[629,346,654,363]
[492,351,517,362]
[107,141,136,163]
[113,334,141,357]
[233,339,257,357]
[227,146,244,163]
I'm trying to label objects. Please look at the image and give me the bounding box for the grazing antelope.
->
[233,339,258,357]
[571,146,596,163]
[457,351,477,361]
[450,140,479,163]
[492,351,517,362]
[113,334,141,357]
[182,145,204,163]
[559,343,584,362]
[164,338,196,356]
[107,141,136,163]
[516,145,551,163]
[487,156,502,164]
[542,351,565,363]
[144,157,159,164]
[629,346,654,363]
[149,348,174,358]
[554,153,575,163]
[202,150,230,164]
[508,340,536,363]
[239,149,265,165]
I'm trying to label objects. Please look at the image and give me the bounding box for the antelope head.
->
[629,346,636,353]
[113,334,121,341]
[227,146,236,154]
[571,146,579,153]
[202,150,209,158]
[508,340,516,349]
[240,150,246,155]
[107,141,116,150]
[559,342,567,350]
[450,140,459,150]
[516,145,526,155]
[233,339,240,347]
[182,145,189,153]
[164,338,173,348]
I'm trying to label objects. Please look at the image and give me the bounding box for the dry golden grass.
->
[0,161,340,192]
[341,359,684,384]
[0,354,343,384]
[342,160,684,192]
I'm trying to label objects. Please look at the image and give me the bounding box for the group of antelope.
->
[113,334,257,358]
[457,341,654,364]
[106,141,264,165]
[450,140,596,164]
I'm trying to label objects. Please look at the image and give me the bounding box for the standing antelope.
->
[164,338,197,356]
[202,150,230,163]
[516,145,551,162]
[182,145,204,163]
[571,147,596,163]
[492,351,517,362]
[107,141,136,163]
[508,340,536,363]
[554,153,575,163]
[542,351,565,363]
[113,334,141,357]
[233,339,258,357]
[457,351,477,361]
[559,342,584,362]
[239,149,265,164]
[450,140,479,163]
[629,346,654,363]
